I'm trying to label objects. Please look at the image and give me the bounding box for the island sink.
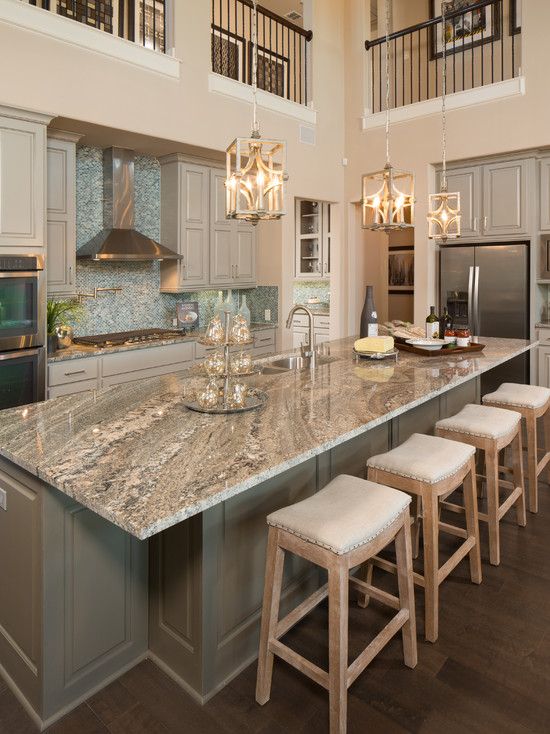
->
[263,353,338,373]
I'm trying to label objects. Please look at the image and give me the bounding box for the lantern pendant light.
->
[361,0,414,231]
[427,1,461,242]
[225,0,288,224]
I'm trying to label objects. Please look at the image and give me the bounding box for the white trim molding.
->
[208,72,317,126]
[362,76,526,130]
[0,0,181,79]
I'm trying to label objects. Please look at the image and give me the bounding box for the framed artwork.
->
[510,0,521,35]
[388,248,414,293]
[211,27,245,82]
[430,0,500,60]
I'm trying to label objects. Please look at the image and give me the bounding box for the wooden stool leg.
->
[394,513,417,669]
[328,560,349,734]
[544,407,550,485]
[462,457,482,584]
[422,491,440,643]
[356,561,373,608]
[256,527,285,706]
[512,431,527,527]
[485,445,501,566]
[526,412,539,513]
[411,495,422,560]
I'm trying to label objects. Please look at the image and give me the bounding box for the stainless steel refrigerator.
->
[439,242,529,394]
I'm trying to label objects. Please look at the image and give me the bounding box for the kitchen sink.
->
[262,354,338,374]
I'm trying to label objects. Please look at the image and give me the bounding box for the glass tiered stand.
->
[184,310,267,414]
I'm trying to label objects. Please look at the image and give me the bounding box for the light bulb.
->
[373,195,381,208]
[395,195,404,210]
[441,208,449,222]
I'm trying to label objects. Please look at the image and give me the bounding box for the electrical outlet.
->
[264,309,271,321]
[0,488,6,511]
[172,317,178,327]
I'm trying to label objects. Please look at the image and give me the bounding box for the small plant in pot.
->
[46,299,83,353]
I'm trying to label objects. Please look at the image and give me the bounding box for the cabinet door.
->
[0,117,46,248]
[47,139,76,294]
[440,166,482,238]
[322,202,331,278]
[539,158,550,231]
[538,347,550,388]
[210,170,233,285]
[482,159,528,237]
[181,164,209,286]
[292,329,308,349]
[233,228,256,283]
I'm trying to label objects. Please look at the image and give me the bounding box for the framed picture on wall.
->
[429,0,500,60]
[388,248,414,293]
[510,0,521,35]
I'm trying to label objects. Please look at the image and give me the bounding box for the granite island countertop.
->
[0,336,535,540]
[48,322,278,363]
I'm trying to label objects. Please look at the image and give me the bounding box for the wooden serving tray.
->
[395,341,486,357]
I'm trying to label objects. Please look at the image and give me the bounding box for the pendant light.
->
[427,1,461,241]
[361,0,414,231]
[225,0,288,224]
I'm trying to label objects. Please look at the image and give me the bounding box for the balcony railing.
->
[22,0,167,52]
[365,0,520,114]
[211,0,313,106]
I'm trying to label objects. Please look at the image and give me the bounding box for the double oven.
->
[0,255,46,409]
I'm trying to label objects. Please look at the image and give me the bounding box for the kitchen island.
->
[0,336,535,729]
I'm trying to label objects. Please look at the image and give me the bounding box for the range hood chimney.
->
[77,147,182,261]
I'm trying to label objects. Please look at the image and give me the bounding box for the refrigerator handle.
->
[467,266,475,332]
[473,265,480,336]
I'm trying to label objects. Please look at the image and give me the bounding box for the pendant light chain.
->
[252,0,260,138]
[384,0,391,165]
[441,2,448,192]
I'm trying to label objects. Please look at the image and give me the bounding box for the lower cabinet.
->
[292,313,330,349]
[536,328,550,387]
[48,331,277,398]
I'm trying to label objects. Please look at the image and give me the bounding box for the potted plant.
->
[46,299,83,353]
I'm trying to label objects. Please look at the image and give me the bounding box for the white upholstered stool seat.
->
[267,475,411,555]
[483,383,550,514]
[483,383,550,410]
[435,403,521,440]
[367,433,475,485]
[257,474,417,734]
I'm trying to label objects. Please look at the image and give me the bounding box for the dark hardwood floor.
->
[2,486,550,734]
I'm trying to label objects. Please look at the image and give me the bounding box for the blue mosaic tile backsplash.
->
[293,280,331,307]
[72,146,278,335]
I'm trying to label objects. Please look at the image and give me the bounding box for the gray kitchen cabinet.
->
[538,345,550,387]
[47,133,78,295]
[482,159,529,237]
[160,159,210,292]
[0,108,51,250]
[295,199,331,279]
[210,169,256,286]
[102,342,195,386]
[437,165,482,239]
[292,313,330,348]
[539,157,550,231]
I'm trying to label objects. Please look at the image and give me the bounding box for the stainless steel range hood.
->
[77,147,182,261]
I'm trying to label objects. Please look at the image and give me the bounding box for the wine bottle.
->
[360,286,378,338]
[425,306,439,339]
[438,307,452,339]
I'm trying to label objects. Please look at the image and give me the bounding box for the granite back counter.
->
[0,336,536,729]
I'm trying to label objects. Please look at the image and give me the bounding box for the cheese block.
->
[354,336,394,354]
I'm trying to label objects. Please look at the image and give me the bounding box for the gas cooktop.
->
[73,328,186,348]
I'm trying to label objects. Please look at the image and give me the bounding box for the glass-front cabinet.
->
[295,199,332,279]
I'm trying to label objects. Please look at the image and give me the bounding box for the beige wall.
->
[345,0,546,327]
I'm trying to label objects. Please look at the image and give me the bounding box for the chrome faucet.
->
[286,304,317,363]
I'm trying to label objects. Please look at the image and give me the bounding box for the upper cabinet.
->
[160,158,256,292]
[46,133,78,295]
[295,199,331,279]
[539,157,550,232]
[482,160,529,237]
[440,166,482,239]
[0,109,52,250]
[439,158,531,241]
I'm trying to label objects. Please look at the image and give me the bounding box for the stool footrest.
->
[349,577,400,610]
[497,486,523,520]
[269,639,329,690]
[439,520,468,539]
[275,583,329,640]
[537,451,550,476]
[371,556,425,588]
[438,537,475,584]
[346,609,409,688]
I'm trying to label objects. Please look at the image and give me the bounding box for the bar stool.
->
[363,433,482,643]
[482,383,550,514]
[435,403,526,566]
[256,475,417,734]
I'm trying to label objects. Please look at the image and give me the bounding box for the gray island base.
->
[0,336,535,730]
